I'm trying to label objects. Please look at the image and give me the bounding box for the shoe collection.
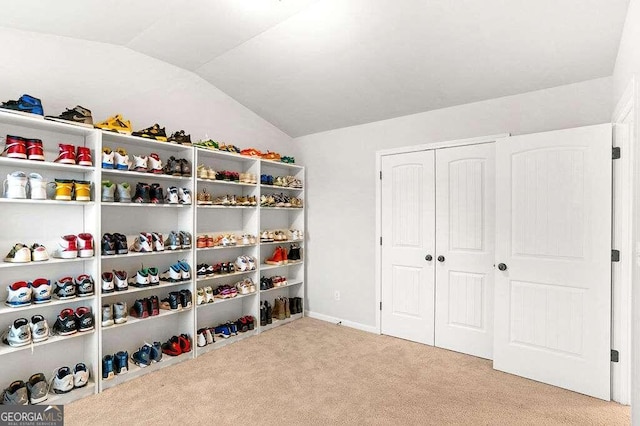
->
[265,244,302,265]
[94,115,192,146]
[102,291,192,326]
[1,134,93,166]
[260,275,289,290]
[1,363,90,405]
[196,166,257,184]
[2,171,92,201]
[260,229,303,242]
[101,261,191,294]
[196,254,257,279]
[3,234,94,263]
[101,181,191,204]
[101,148,192,176]
[260,193,303,208]
[196,278,256,304]
[197,316,256,346]
[260,297,303,325]
[193,139,295,164]
[196,190,257,206]
[101,231,191,255]
[6,275,94,306]
[1,307,94,347]
[260,174,303,188]
[196,233,257,248]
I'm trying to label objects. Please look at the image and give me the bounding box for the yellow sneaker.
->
[95,114,132,134]
[74,180,91,201]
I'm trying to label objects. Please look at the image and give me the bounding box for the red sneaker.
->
[76,146,92,166]
[77,233,94,258]
[53,235,78,259]
[162,337,182,356]
[26,138,44,161]
[54,144,76,164]
[3,135,27,159]
[265,246,286,265]
[178,334,191,353]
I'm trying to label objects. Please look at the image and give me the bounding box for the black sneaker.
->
[131,345,151,367]
[45,105,93,128]
[167,130,192,145]
[179,158,192,177]
[260,302,267,326]
[101,233,115,255]
[113,233,128,255]
[288,244,301,261]
[52,308,78,335]
[130,299,149,319]
[75,307,94,332]
[179,289,192,309]
[102,355,115,380]
[164,156,181,176]
[147,295,159,316]
[145,342,162,362]
[160,292,180,311]
[149,183,164,204]
[132,124,167,141]
[114,351,128,375]
[0,94,44,116]
[133,182,150,203]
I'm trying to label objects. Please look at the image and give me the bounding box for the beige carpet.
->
[66,318,629,425]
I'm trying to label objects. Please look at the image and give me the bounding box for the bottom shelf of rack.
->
[43,380,96,405]
[195,329,258,357]
[259,313,303,332]
[100,351,192,391]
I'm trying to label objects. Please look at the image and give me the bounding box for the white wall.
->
[295,77,613,328]
[613,0,640,102]
[0,27,295,154]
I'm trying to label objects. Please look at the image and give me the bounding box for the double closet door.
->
[380,143,495,359]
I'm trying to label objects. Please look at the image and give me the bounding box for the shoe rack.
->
[0,110,305,404]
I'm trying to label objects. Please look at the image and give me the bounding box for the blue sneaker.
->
[0,94,44,116]
[145,342,162,363]
[131,345,151,367]
[214,324,231,339]
[102,355,115,380]
[114,351,129,374]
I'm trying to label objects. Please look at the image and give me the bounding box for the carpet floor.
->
[66,318,630,425]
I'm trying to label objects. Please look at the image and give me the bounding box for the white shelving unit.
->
[0,111,304,403]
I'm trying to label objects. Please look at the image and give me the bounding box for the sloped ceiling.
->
[0,0,630,136]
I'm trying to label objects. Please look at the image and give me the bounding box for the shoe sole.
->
[45,116,94,128]
[1,109,44,119]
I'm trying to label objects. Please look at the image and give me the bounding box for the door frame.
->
[375,134,508,335]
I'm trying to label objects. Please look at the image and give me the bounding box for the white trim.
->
[305,311,380,335]
[375,133,509,335]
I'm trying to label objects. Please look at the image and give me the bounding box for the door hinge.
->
[611,349,619,362]
[380,236,382,245]
[612,250,620,262]
[612,147,621,159]
[379,171,382,180]
[379,301,382,310]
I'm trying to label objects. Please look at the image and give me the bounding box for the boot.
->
[276,298,286,320]
[260,302,267,326]
[266,301,273,324]
[284,297,291,318]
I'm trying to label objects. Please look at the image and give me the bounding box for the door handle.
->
[437,255,445,262]
[498,263,507,271]
[425,255,433,261]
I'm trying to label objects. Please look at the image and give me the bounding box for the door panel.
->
[435,143,495,359]
[381,151,435,345]
[494,124,612,400]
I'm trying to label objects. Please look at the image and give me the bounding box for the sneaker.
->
[265,246,287,265]
[178,187,191,204]
[101,147,114,169]
[179,232,192,249]
[0,94,44,116]
[130,299,149,319]
[145,341,163,363]
[159,264,182,282]
[177,260,191,280]
[204,328,214,344]
[165,186,179,204]
[46,105,93,128]
[52,308,77,335]
[54,277,76,299]
[77,233,94,258]
[168,130,191,145]
[114,351,129,375]
[30,317,49,343]
[179,334,192,352]
[214,324,231,339]
[116,182,132,202]
[74,363,90,388]
[26,139,45,161]
[101,272,115,294]
[129,268,150,287]
[148,153,163,173]
[54,144,76,165]
[51,367,74,394]
[102,304,114,327]
[288,243,301,261]
[113,270,128,291]
[164,156,182,176]
[113,302,128,324]
[196,288,206,305]
[130,233,152,252]
[75,307,94,332]
[75,274,94,297]
[131,345,152,367]
[4,243,30,263]
[102,355,115,380]
[95,114,132,134]
[132,155,148,172]
[26,373,48,404]
[197,329,208,347]
[204,286,215,303]
[76,147,93,166]
[114,233,128,254]
[114,147,130,170]
[149,183,164,204]
[180,158,192,177]
[2,135,27,159]
[3,171,27,199]
[148,267,160,285]
[179,289,192,309]
[31,278,51,304]
[161,337,182,356]
[101,180,116,202]
[160,292,180,311]
[2,318,30,346]
[52,235,78,259]
[133,182,150,203]
[101,233,115,255]
[132,124,167,141]
[147,295,160,316]
[5,281,31,307]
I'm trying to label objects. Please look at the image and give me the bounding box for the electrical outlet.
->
[334,290,340,301]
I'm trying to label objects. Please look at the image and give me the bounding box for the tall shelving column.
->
[194,148,260,355]
[258,160,305,331]
[0,111,100,404]
[98,133,195,391]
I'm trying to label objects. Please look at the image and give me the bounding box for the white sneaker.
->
[235,256,248,272]
[51,367,74,394]
[102,304,114,327]
[29,315,49,343]
[102,181,116,202]
[130,233,152,252]
[196,288,206,305]
[113,270,128,291]
[30,243,49,261]
[28,173,47,200]
[197,329,207,347]
[178,188,191,204]
[160,264,182,282]
[165,186,179,204]
[101,272,115,294]
[114,148,130,170]
[204,286,215,303]
[2,318,31,347]
[133,155,148,172]
[31,278,51,304]
[246,255,256,270]
[148,153,163,173]
[151,232,164,251]
[117,182,131,202]
[77,233,94,258]
[148,267,160,285]
[101,148,114,169]
[52,235,78,259]
[4,243,31,263]
[5,281,32,307]
[3,171,27,199]
[74,363,90,388]
[128,269,150,287]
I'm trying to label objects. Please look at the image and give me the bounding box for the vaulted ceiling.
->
[0,0,630,136]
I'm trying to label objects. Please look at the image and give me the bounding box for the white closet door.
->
[434,143,495,359]
[493,124,612,400]
[381,150,435,345]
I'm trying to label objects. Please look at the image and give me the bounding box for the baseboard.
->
[305,311,379,334]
